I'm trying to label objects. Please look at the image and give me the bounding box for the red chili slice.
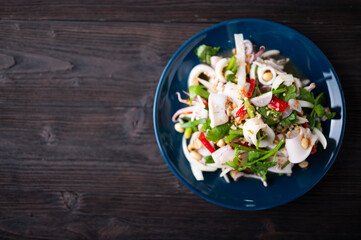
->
[268,95,289,112]
[199,132,216,153]
[236,105,247,119]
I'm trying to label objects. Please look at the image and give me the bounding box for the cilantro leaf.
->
[257,106,282,125]
[283,84,297,102]
[205,123,230,142]
[204,155,215,164]
[194,44,220,64]
[248,151,264,162]
[188,85,209,104]
[314,104,325,117]
[280,111,298,127]
[249,161,277,181]
[299,87,315,103]
[200,118,211,131]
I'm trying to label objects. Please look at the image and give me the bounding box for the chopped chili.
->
[199,132,216,153]
[268,95,289,112]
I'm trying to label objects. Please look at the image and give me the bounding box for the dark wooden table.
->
[0,1,360,239]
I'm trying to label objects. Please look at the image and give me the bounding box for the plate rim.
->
[153,18,346,210]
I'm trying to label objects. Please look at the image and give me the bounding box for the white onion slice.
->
[299,100,314,108]
[250,91,272,107]
[182,137,217,172]
[243,118,275,147]
[190,163,204,181]
[288,99,302,113]
[282,107,293,119]
[272,74,294,89]
[211,145,235,165]
[220,166,233,177]
[261,50,280,58]
[257,66,276,85]
[285,127,318,163]
[296,116,308,124]
[313,128,327,149]
[188,64,216,87]
[215,58,229,83]
[208,93,228,128]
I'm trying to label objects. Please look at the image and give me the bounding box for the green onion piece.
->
[281,160,290,169]
[226,56,237,71]
[229,129,243,135]
[230,142,267,153]
[184,127,192,139]
[180,118,207,128]
[251,138,285,163]
[225,134,240,143]
[244,99,255,118]
[272,88,287,94]
[204,155,215,164]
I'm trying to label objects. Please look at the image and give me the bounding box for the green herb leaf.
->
[280,111,298,126]
[248,150,264,162]
[226,56,237,71]
[325,111,336,119]
[225,134,240,143]
[283,84,297,102]
[204,155,215,164]
[299,87,315,103]
[249,161,277,180]
[200,118,211,131]
[257,106,282,125]
[194,44,220,64]
[314,104,325,117]
[180,118,207,128]
[229,129,243,135]
[205,123,230,142]
[188,85,210,104]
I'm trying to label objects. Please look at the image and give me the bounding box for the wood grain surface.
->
[0,1,360,239]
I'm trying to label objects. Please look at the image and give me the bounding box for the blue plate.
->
[153,19,345,210]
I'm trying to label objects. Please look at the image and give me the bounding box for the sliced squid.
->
[215,58,229,83]
[210,56,222,69]
[285,127,318,163]
[234,34,246,86]
[208,93,228,128]
[243,118,275,148]
[261,49,280,58]
[257,66,276,85]
[222,82,243,107]
[188,64,217,87]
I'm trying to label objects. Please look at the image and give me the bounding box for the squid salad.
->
[172,33,335,186]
